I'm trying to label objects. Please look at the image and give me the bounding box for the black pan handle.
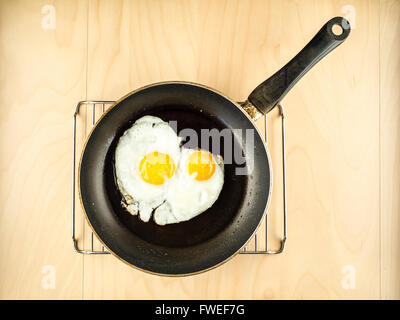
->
[247,17,350,115]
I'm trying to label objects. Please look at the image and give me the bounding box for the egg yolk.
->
[139,152,175,185]
[187,150,216,181]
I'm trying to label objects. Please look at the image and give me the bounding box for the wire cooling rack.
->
[72,100,287,255]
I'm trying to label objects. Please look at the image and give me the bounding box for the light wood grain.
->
[0,0,397,299]
[0,0,87,299]
[380,0,400,300]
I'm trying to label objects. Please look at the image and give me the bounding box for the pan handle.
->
[246,16,350,115]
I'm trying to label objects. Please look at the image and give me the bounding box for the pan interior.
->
[79,82,270,275]
[104,104,248,248]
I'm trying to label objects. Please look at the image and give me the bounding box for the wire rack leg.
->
[240,104,287,254]
[72,101,114,254]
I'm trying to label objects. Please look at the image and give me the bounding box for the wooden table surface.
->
[0,0,399,299]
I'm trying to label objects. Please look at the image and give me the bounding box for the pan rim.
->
[77,80,273,276]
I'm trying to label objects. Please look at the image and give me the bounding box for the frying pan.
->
[79,17,350,276]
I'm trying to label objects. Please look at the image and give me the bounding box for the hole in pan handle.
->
[246,16,351,115]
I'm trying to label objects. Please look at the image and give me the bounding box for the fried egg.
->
[115,116,181,222]
[114,115,224,225]
[154,149,224,225]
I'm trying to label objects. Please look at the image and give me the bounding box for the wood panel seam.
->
[379,0,382,301]
[82,0,90,301]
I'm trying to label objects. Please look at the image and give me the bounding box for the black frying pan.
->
[79,17,350,276]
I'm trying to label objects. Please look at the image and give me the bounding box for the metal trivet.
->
[72,100,287,255]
